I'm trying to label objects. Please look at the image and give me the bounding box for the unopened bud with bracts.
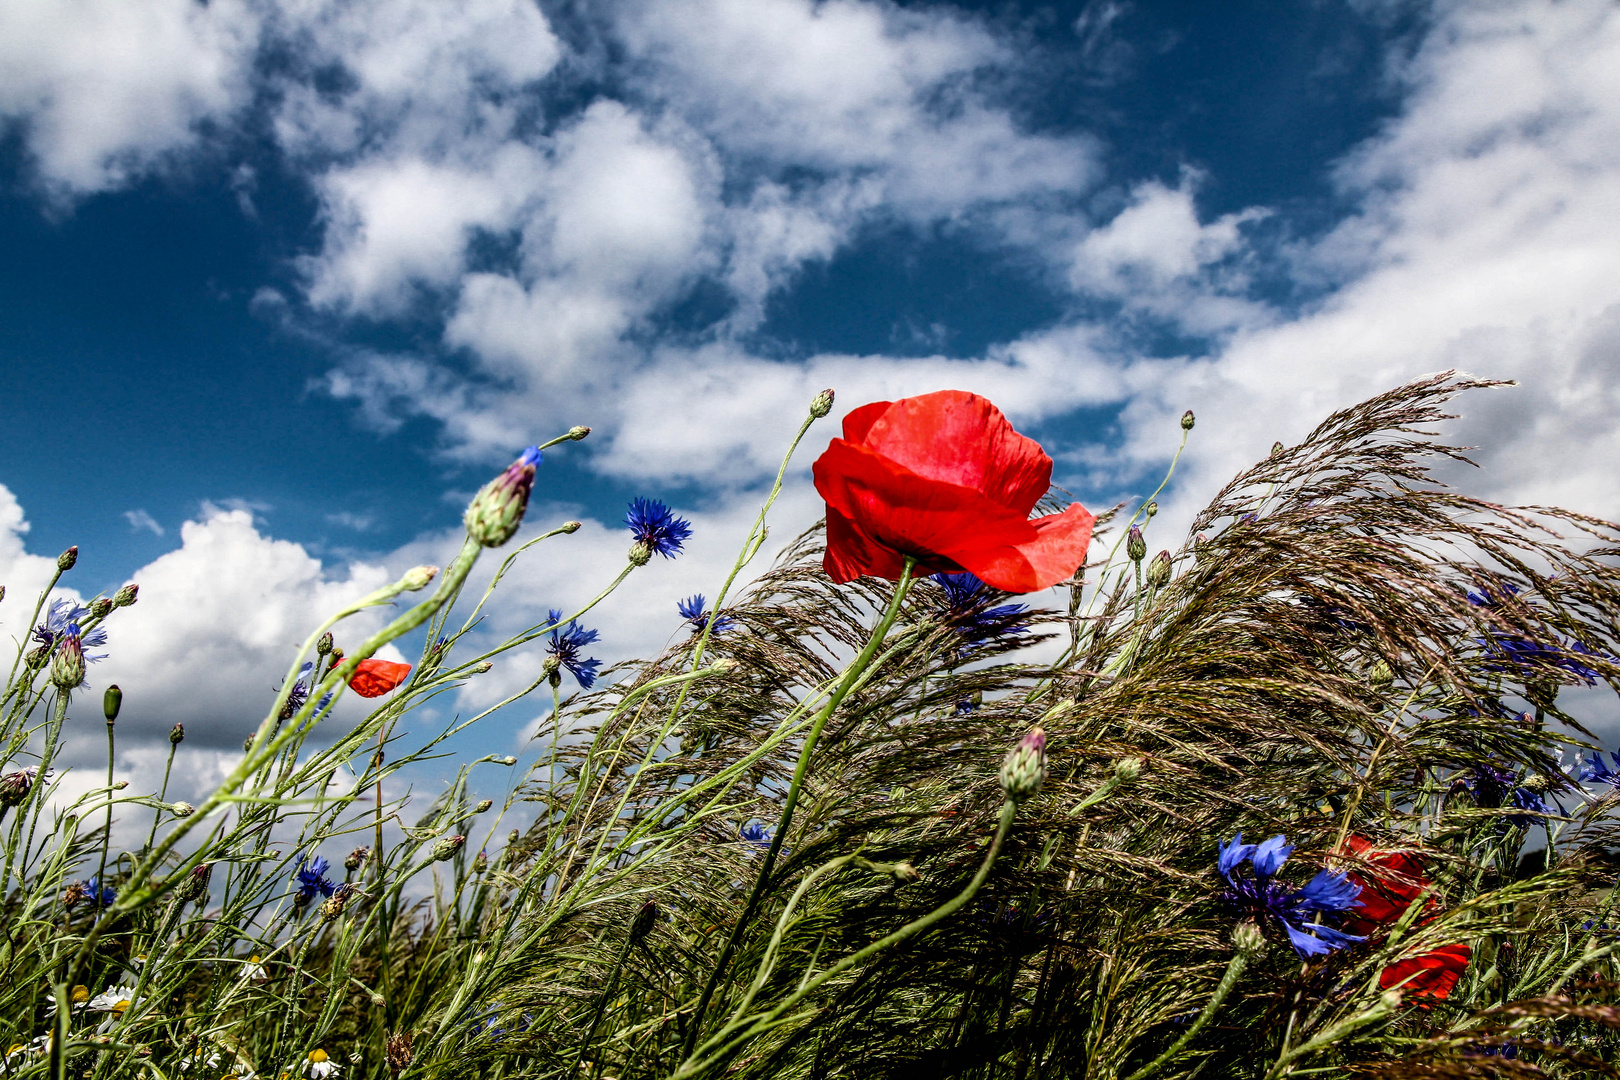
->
[24,645,48,669]
[1368,659,1394,687]
[1143,500,1158,520]
[473,661,492,674]
[58,546,78,571]
[1181,409,1195,431]
[474,799,492,813]
[51,633,85,690]
[1114,756,1144,783]
[472,850,489,874]
[508,829,520,845]
[316,633,333,656]
[1271,441,1285,458]
[169,723,185,745]
[170,801,193,817]
[431,835,465,862]
[567,425,591,441]
[497,755,516,766]
[810,388,835,418]
[561,520,582,534]
[1126,526,1146,563]
[542,655,561,687]
[400,565,438,592]
[181,863,212,903]
[0,585,5,602]
[88,597,113,619]
[0,767,39,806]
[1231,920,1266,958]
[999,727,1048,803]
[112,583,138,608]
[1146,550,1171,589]
[344,847,371,872]
[710,658,739,674]
[320,883,357,923]
[104,685,122,722]
[464,446,542,548]
[628,541,652,566]
[629,900,660,941]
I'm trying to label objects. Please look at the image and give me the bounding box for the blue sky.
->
[3,0,1620,794]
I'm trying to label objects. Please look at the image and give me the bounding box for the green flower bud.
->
[24,645,48,669]
[88,597,113,619]
[508,829,520,845]
[628,541,652,566]
[567,425,591,441]
[51,633,85,690]
[1126,526,1146,563]
[169,723,185,745]
[1142,500,1158,520]
[1145,550,1171,588]
[170,801,194,817]
[400,565,439,592]
[474,799,492,813]
[474,661,492,674]
[810,388,835,418]
[1114,756,1144,783]
[112,583,138,607]
[1181,409,1195,431]
[1368,659,1393,687]
[431,835,465,862]
[464,447,541,548]
[180,862,212,903]
[472,850,489,874]
[57,546,78,571]
[316,632,333,656]
[498,755,516,766]
[103,685,122,722]
[998,727,1047,803]
[1271,441,1285,458]
[1231,920,1266,958]
[561,520,582,533]
[345,847,370,872]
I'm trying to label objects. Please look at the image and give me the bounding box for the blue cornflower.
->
[740,822,772,852]
[1581,751,1620,789]
[546,610,602,689]
[1456,764,1552,829]
[293,854,336,903]
[79,876,116,909]
[1217,833,1364,958]
[281,662,333,719]
[32,599,109,661]
[931,573,1030,648]
[626,498,692,560]
[1480,634,1603,684]
[677,595,734,635]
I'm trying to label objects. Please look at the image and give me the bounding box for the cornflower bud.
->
[628,541,652,566]
[810,388,835,418]
[630,900,660,941]
[104,685,122,722]
[1114,757,1144,783]
[61,881,86,910]
[474,799,492,813]
[1126,526,1146,563]
[998,727,1047,803]
[181,863,212,902]
[51,633,86,690]
[24,645,48,669]
[473,661,492,674]
[170,802,194,817]
[567,425,591,441]
[1145,550,1171,589]
[1271,441,1285,458]
[1231,920,1266,958]
[112,583,138,607]
[169,723,184,745]
[345,847,371,872]
[320,884,356,923]
[464,447,542,548]
[316,632,333,656]
[711,658,739,674]
[0,584,5,602]
[472,850,489,874]
[88,597,113,619]
[112,780,127,790]
[400,565,439,592]
[509,829,520,845]
[371,994,387,1007]
[1181,409,1195,431]
[1143,500,1158,520]
[431,835,465,862]
[0,767,39,806]
[58,546,78,571]
[561,520,582,534]
[1368,659,1393,687]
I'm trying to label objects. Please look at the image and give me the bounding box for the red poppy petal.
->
[349,659,412,698]
[963,504,1096,593]
[1379,943,1471,1000]
[856,391,1051,515]
[842,400,894,444]
[823,505,914,583]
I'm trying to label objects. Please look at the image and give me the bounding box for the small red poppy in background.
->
[811,390,1094,594]
[1340,834,1471,1001]
[349,659,412,698]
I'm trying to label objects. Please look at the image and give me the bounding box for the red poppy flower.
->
[811,390,1095,593]
[349,659,412,698]
[1340,835,1470,1001]
[1378,942,1471,1000]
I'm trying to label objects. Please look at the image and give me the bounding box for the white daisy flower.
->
[44,984,90,1015]
[87,984,137,1014]
[303,1048,341,1077]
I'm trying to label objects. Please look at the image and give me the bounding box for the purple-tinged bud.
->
[630,899,660,941]
[169,723,185,745]
[1146,550,1172,589]
[561,520,582,534]
[998,727,1047,803]
[464,447,542,548]
[473,661,492,674]
[1126,526,1146,563]
[1181,410,1195,431]
[431,835,465,861]
[51,632,85,690]
[0,766,39,806]
[104,685,122,722]
[112,583,138,607]
[344,847,371,872]
[88,597,112,619]
[57,546,78,571]
[400,565,438,592]
[316,632,333,656]
[567,425,591,441]
[472,850,489,874]
[180,862,212,903]
[810,388,835,418]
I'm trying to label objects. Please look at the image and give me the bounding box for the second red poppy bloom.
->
[812,390,1094,593]
[349,659,412,698]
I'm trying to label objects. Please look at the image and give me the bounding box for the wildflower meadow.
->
[6,372,1620,1079]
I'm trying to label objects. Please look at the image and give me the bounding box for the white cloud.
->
[123,509,164,537]
[0,483,82,654]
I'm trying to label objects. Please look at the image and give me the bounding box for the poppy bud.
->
[1126,526,1146,563]
[472,850,489,874]
[89,597,113,619]
[630,899,660,941]
[810,388,835,418]
[1146,550,1171,588]
[998,727,1047,803]
[104,685,122,722]
[0,767,38,806]
[432,835,465,862]
[561,520,582,533]
[464,447,542,548]
[345,847,371,871]
[628,540,653,566]
[316,632,333,656]
[1181,410,1195,431]
[1231,920,1266,958]
[170,801,194,817]
[474,799,492,813]
[1142,500,1158,520]
[169,723,185,745]
[113,583,138,607]
[58,546,78,571]
[400,565,439,592]
[51,633,85,690]
[567,425,591,441]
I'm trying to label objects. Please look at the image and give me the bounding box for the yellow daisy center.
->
[111,1000,130,1013]
[71,985,89,1003]
[308,1049,329,1063]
